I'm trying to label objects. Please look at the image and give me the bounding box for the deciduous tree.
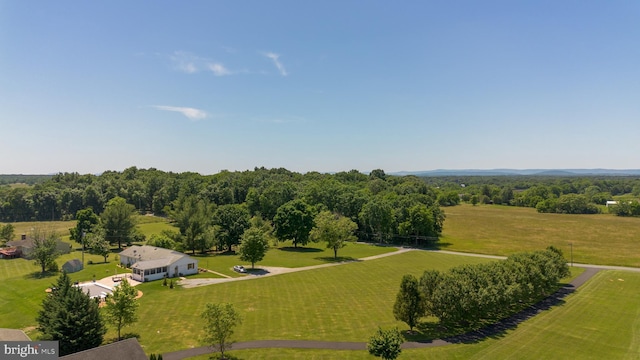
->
[212,204,250,252]
[309,211,357,259]
[31,229,60,274]
[0,223,14,244]
[202,303,242,360]
[393,274,425,331]
[85,227,111,263]
[238,227,269,269]
[273,199,315,247]
[367,327,403,360]
[104,278,139,341]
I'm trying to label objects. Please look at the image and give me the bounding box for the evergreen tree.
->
[37,271,106,356]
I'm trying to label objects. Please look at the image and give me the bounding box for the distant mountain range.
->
[390,169,640,177]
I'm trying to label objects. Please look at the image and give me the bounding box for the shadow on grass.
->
[215,251,238,257]
[440,286,574,345]
[403,284,576,346]
[278,247,322,253]
[209,354,243,360]
[24,271,58,280]
[313,256,360,263]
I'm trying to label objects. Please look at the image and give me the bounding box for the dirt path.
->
[164,249,618,360]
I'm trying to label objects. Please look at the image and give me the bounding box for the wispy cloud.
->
[153,105,208,121]
[170,51,199,74]
[264,52,288,76]
[208,62,232,76]
[170,51,233,76]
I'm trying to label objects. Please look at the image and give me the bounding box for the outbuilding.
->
[62,259,84,273]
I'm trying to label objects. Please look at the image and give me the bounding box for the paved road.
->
[163,247,636,360]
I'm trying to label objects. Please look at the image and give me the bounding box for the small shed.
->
[62,259,83,273]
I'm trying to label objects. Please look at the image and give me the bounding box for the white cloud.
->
[170,51,233,76]
[153,105,208,120]
[264,52,288,76]
[208,62,232,76]
[170,51,200,73]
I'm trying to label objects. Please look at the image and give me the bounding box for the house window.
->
[162,266,167,272]
[188,263,195,270]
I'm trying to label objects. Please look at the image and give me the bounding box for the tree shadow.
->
[442,285,574,344]
[209,354,243,360]
[313,256,360,263]
[245,268,270,276]
[278,247,322,253]
[24,271,58,280]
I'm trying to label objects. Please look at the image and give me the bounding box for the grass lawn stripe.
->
[133,251,493,354]
[461,270,640,360]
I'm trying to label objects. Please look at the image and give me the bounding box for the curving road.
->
[163,248,637,360]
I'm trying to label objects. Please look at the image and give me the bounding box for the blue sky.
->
[1,1,639,175]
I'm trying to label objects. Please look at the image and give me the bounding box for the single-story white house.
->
[606,200,618,207]
[119,245,198,282]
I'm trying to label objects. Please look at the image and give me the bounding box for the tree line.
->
[425,175,640,215]
[1,167,447,247]
[394,247,570,331]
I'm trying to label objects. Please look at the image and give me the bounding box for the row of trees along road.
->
[394,247,570,331]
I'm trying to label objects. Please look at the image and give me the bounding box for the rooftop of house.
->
[119,245,190,263]
[59,338,148,360]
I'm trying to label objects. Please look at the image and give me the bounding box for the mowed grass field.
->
[182,270,640,360]
[441,204,640,267]
[3,208,640,358]
[132,250,494,354]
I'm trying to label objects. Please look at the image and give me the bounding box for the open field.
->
[3,209,640,358]
[441,204,640,267]
[178,270,640,359]
[131,251,504,354]
[194,241,397,277]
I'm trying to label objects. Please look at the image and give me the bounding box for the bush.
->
[367,327,403,360]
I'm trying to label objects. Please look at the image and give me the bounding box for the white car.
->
[233,265,246,273]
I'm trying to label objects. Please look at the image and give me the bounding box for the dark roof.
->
[59,338,147,360]
[6,238,34,249]
[0,328,31,341]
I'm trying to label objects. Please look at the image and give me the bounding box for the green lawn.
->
[132,251,495,354]
[441,204,640,267]
[4,209,640,358]
[182,270,640,360]
[194,241,397,277]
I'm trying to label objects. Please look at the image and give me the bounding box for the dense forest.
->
[1,167,640,238]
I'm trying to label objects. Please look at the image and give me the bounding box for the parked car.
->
[233,265,246,273]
